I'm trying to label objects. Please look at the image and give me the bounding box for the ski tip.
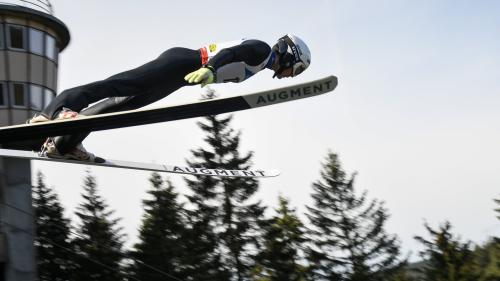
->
[94,156,106,163]
[265,169,281,177]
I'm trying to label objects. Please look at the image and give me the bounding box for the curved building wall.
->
[0,4,70,281]
[0,17,59,126]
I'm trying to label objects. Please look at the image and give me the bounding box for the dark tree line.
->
[32,107,500,280]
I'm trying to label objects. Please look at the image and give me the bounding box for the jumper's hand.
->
[184,67,214,87]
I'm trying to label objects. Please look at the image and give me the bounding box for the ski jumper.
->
[41,39,273,153]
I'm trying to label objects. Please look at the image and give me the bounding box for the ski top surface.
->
[0,75,337,144]
[0,148,280,178]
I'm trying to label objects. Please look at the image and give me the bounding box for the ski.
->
[0,75,337,144]
[0,148,280,178]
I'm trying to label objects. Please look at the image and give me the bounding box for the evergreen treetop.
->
[185,91,266,280]
[72,170,126,281]
[414,221,481,281]
[33,171,76,281]
[306,152,404,281]
[495,196,500,221]
[129,172,187,280]
[253,195,307,281]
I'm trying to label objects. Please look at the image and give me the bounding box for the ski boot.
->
[40,138,101,163]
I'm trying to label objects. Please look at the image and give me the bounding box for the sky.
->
[26,0,500,259]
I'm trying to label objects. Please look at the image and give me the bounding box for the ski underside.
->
[0,76,337,143]
[0,148,280,178]
[0,76,337,177]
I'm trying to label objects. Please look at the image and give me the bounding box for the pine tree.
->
[182,172,230,281]
[253,195,307,281]
[414,221,481,281]
[181,210,231,281]
[495,196,500,221]
[473,239,500,281]
[472,197,500,281]
[306,152,404,281]
[33,171,75,281]
[185,90,266,280]
[495,196,500,269]
[72,170,126,281]
[129,172,187,280]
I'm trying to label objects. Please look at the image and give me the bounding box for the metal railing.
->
[0,0,53,15]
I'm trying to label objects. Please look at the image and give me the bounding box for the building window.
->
[29,28,44,56]
[45,34,56,60]
[0,83,6,106]
[11,83,27,107]
[30,84,44,110]
[0,24,4,50]
[44,88,54,107]
[7,25,26,50]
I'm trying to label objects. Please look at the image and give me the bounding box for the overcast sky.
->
[29,0,500,259]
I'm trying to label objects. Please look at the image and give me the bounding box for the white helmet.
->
[272,34,311,77]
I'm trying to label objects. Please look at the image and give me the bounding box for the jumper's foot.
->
[40,138,99,163]
[27,107,79,124]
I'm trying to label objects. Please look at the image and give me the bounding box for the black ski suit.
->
[42,40,272,153]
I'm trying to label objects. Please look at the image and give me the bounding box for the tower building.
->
[0,1,70,280]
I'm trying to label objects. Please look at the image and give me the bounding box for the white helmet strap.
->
[281,36,301,63]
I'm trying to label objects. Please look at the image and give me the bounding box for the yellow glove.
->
[184,66,215,87]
